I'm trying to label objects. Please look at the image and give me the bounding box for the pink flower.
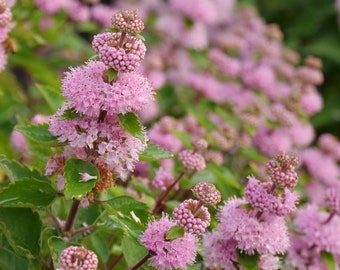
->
[300,88,323,115]
[141,216,197,270]
[58,246,98,270]
[201,230,238,269]
[152,168,176,191]
[62,61,154,117]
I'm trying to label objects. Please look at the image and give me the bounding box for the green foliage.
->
[139,143,174,161]
[237,250,259,270]
[321,251,336,270]
[165,225,185,240]
[118,112,145,143]
[64,158,100,200]
[15,124,58,144]
[0,178,56,208]
[122,235,148,267]
[0,208,42,257]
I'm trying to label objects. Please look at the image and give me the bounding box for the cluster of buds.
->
[325,188,340,216]
[0,0,11,28]
[58,246,98,270]
[266,152,299,189]
[92,9,146,74]
[173,182,221,235]
[178,149,206,172]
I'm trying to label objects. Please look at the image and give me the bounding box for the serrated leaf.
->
[237,250,259,270]
[139,143,174,161]
[64,159,99,200]
[0,155,49,182]
[0,247,29,270]
[15,124,58,144]
[321,251,336,270]
[0,208,42,257]
[60,107,84,120]
[122,235,148,267]
[106,68,118,82]
[104,196,149,223]
[35,84,64,112]
[48,236,66,269]
[165,225,184,240]
[0,178,56,208]
[118,112,145,142]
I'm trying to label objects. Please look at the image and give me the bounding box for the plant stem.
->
[63,199,81,233]
[130,252,152,270]
[107,254,123,270]
[152,170,186,215]
[322,212,335,225]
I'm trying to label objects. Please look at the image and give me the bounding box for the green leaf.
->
[237,250,259,270]
[118,112,145,142]
[210,164,241,190]
[60,107,84,120]
[15,124,58,144]
[0,208,42,257]
[171,129,192,149]
[90,232,110,262]
[48,236,66,269]
[321,251,336,270]
[64,159,100,200]
[139,143,174,161]
[0,247,29,270]
[35,84,64,112]
[133,33,145,42]
[122,235,148,267]
[106,68,118,82]
[165,225,184,240]
[0,178,56,208]
[0,155,49,182]
[104,196,149,223]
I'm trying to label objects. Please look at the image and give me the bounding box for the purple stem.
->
[63,199,81,233]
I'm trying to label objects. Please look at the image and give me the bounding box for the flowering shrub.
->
[1,1,340,270]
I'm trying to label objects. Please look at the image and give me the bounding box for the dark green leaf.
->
[122,236,148,267]
[106,68,118,82]
[139,143,174,161]
[48,236,66,269]
[15,124,58,144]
[118,112,145,142]
[104,196,149,223]
[64,159,99,200]
[0,247,29,270]
[165,225,184,240]
[0,155,49,182]
[321,251,336,270]
[60,107,84,120]
[0,208,42,257]
[0,178,56,208]
[237,250,259,270]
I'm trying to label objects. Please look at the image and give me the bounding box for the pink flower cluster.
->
[48,10,154,183]
[0,0,13,72]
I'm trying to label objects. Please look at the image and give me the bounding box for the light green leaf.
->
[0,208,42,257]
[48,236,66,269]
[35,84,64,112]
[321,251,336,270]
[64,159,99,200]
[0,178,56,208]
[122,235,148,267]
[106,68,118,82]
[118,112,145,142]
[165,225,184,240]
[139,143,174,161]
[15,124,58,144]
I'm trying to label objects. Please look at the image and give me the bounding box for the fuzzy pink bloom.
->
[300,89,323,115]
[301,148,340,187]
[10,130,29,157]
[58,246,98,270]
[152,168,176,191]
[49,106,147,178]
[286,121,315,147]
[91,4,118,27]
[34,0,63,14]
[258,254,281,270]
[219,197,290,255]
[0,7,11,27]
[293,204,340,255]
[325,187,340,215]
[318,133,340,161]
[201,230,238,270]
[137,98,159,123]
[182,22,209,50]
[297,66,324,85]
[62,61,154,117]
[141,216,197,270]
[169,0,218,25]
[63,0,90,22]
[253,126,292,157]
[245,176,298,216]
[0,44,7,71]
[57,175,65,191]
[208,48,241,76]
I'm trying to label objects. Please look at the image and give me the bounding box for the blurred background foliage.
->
[251,0,340,135]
